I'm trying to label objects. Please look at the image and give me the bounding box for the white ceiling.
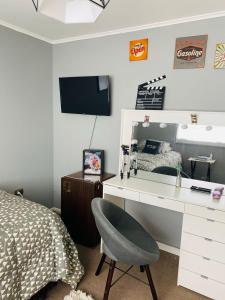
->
[1,0,225,44]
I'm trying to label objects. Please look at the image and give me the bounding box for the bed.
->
[135,150,182,172]
[132,139,182,172]
[0,190,84,300]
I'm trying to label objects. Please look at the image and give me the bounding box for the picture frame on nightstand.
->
[83,149,104,175]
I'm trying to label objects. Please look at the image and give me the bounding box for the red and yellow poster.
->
[130,39,148,61]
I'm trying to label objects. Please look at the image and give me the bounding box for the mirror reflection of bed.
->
[131,122,225,185]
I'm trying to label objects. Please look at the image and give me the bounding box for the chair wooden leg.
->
[103,260,116,300]
[144,265,158,300]
[95,253,106,276]
[140,265,144,272]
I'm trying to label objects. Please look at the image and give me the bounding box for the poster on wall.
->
[214,43,225,69]
[130,38,148,61]
[173,35,208,69]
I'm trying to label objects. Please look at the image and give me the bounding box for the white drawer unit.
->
[181,232,225,264]
[183,214,225,244]
[103,172,225,299]
[179,268,225,300]
[139,192,184,213]
[185,203,225,224]
[103,185,139,201]
[179,250,225,284]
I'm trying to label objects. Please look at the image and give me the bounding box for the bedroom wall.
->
[53,16,225,248]
[0,26,53,207]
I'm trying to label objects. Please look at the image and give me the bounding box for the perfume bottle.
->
[176,164,182,188]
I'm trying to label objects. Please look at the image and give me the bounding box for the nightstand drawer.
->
[103,185,139,201]
[183,214,225,244]
[181,232,225,264]
[180,250,225,284]
[179,268,225,300]
[139,193,184,213]
[185,203,225,224]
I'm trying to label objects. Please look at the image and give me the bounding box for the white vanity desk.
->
[103,175,225,299]
[103,110,225,300]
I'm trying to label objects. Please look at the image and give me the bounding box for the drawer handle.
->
[202,256,210,261]
[201,275,208,280]
[204,237,213,242]
[158,196,165,199]
[206,218,215,222]
[63,181,71,193]
[117,187,124,190]
[207,207,215,211]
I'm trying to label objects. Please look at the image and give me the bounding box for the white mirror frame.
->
[119,109,225,189]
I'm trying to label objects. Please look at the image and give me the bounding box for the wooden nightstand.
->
[61,171,115,247]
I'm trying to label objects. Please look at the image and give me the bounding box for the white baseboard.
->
[157,241,180,256]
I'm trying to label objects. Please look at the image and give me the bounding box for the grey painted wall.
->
[0,26,53,206]
[53,17,225,247]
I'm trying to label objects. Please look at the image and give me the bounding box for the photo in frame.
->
[83,149,104,175]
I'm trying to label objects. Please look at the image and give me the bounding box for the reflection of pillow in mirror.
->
[143,140,161,155]
[160,142,171,153]
[138,139,146,151]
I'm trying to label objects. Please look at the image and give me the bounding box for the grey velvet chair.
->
[91,198,160,300]
[152,166,190,178]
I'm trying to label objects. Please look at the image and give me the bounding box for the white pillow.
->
[160,142,171,153]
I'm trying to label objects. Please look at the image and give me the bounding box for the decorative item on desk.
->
[191,113,198,124]
[212,187,224,200]
[83,149,104,175]
[136,75,166,110]
[142,115,150,127]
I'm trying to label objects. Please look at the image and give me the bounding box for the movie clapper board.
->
[136,75,166,110]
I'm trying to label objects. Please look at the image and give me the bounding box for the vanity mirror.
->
[131,121,225,184]
[120,110,225,187]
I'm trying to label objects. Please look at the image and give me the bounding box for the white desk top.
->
[103,175,225,212]
[188,157,216,164]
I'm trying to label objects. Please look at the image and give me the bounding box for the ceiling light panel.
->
[38,0,108,23]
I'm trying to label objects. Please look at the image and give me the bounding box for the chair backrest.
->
[91,198,159,265]
[152,166,190,178]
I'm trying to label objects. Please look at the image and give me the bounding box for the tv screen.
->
[59,76,111,116]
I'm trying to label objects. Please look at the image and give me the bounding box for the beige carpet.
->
[45,244,208,300]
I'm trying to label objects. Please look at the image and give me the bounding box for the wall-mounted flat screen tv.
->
[59,76,111,116]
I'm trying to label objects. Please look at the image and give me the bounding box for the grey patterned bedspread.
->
[136,151,182,172]
[0,190,84,300]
